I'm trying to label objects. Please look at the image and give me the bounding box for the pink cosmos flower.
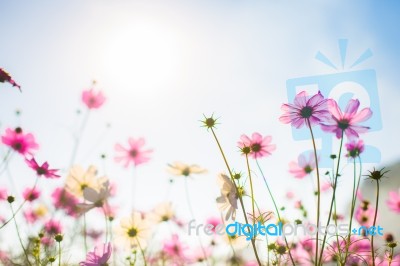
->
[0,68,21,91]
[23,209,39,224]
[1,127,38,155]
[26,158,60,178]
[288,152,316,179]
[162,234,188,263]
[82,89,106,109]
[22,187,41,202]
[205,217,222,234]
[279,91,329,128]
[238,132,276,159]
[0,188,7,201]
[355,205,375,227]
[346,139,364,158]
[80,243,112,266]
[114,137,152,167]
[44,219,62,235]
[51,187,80,217]
[386,190,400,214]
[321,99,372,139]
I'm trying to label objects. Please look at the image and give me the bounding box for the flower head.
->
[321,99,372,139]
[22,187,41,202]
[51,187,80,217]
[114,137,152,168]
[201,114,219,130]
[355,205,375,227]
[0,68,21,91]
[216,173,238,221]
[162,234,188,263]
[80,243,112,266]
[167,162,207,177]
[44,219,62,235]
[238,133,276,159]
[82,88,106,109]
[279,91,329,128]
[148,202,175,223]
[116,212,151,249]
[26,158,60,178]
[77,180,111,213]
[346,139,365,158]
[1,127,38,155]
[387,190,400,214]
[66,165,106,197]
[366,167,389,182]
[289,152,316,179]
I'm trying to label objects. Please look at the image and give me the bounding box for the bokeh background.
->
[1,0,400,256]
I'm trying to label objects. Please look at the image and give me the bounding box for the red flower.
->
[26,158,60,178]
[0,68,21,91]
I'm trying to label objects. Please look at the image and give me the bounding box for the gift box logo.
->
[286,39,382,167]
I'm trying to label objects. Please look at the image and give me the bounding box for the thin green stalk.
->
[318,130,344,266]
[137,240,147,266]
[371,180,379,266]
[58,241,61,266]
[343,157,361,263]
[83,213,88,253]
[103,206,109,243]
[255,159,296,266]
[0,176,39,230]
[306,119,321,266]
[245,154,256,227]
[209,128,263,266]
[10,204,32,266]
[69,110,90,167]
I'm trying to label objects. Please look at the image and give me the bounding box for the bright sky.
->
[1,0,400,244]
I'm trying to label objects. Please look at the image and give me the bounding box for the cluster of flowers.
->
[0,72,399,265]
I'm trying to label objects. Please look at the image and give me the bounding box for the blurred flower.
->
[51,187,80,217]
[78,180,111,213]
[346,139,365,158]
[82,88,106,109]
[286,191,295,199]
[0,68,21,91]
[149,202,175,223]
[1,127,38,155]
[0,187,7,201]
[114,137,152,167]
[216,173,238,221]
[279,91,329,128]
[116,212,151,249]
[167,162,207,177]
[23,205,48,224]
[22,187,41,202]
[66,165,106,197]
[26,157,60,178]
[321,99,372,139]
[387,190,400,214]
[205,217,222,234]
[289,152,316,179]
[44,219,62,235]
[238,132,276,159]
[162,234,188,263]
[355,205,375,227]
[87,229,103,241]
[79,242,112,266]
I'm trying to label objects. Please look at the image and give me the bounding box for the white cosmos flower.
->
[77,180,111,213]
[216,173,238,221]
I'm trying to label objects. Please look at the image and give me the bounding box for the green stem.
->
[371,180,379,266]
[0,176,39,230]
[255,159,296,266]
[209,128,263,266]
[10,204,32,266]
[83,213,88,253]
[318,130,344,266]
[245,154,256,226]
[137,240,147,266]
[58,241,61,266]
[306,119,321,266]
[343,157,361,263]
